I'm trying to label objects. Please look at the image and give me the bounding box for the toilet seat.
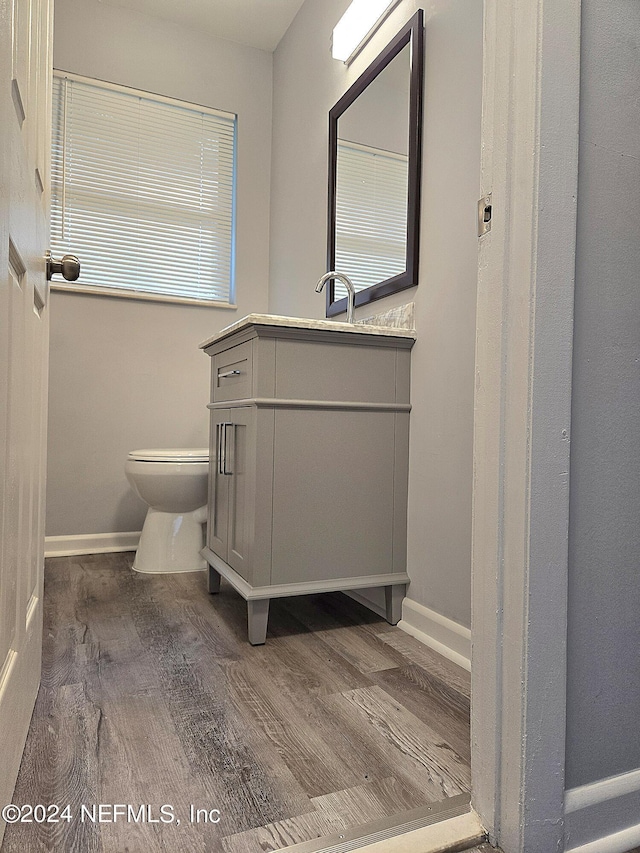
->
[128,448,209,463]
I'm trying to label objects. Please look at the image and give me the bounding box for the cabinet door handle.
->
[222,422,233,475]
[217,423,224,475]
[218,369,241,379]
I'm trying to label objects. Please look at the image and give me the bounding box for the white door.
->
[0,0,53,835]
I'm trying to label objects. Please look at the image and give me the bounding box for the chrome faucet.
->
[315,271,356,323]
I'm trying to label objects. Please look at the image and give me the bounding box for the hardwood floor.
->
[2,553,470,852]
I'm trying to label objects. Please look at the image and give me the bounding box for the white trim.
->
[565,825,640,853]
[45,532,140,557]
[398,599,471,673]
[472,1,581,851]
[50,282,237,310]
[564,769,640,852]
[565,767,640,814]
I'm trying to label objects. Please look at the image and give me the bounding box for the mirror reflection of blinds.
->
[334,140,408,300]
[51,74,236,303]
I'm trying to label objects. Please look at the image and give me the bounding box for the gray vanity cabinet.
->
[201,316,415,645]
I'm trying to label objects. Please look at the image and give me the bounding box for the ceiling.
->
[99,0,308,52]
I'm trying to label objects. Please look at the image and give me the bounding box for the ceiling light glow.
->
[332,0,397,63]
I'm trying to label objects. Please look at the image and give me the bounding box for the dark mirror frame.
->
[326,9,424,318]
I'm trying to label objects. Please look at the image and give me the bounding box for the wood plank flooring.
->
[462,846,497,853]
[2,553,470,852]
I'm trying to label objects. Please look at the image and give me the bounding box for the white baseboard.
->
[565,826,640,853]
[565,767,640,852]
[398,598,471,672]
[45,531,140,557]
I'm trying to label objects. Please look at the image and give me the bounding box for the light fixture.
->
[332,0,401,64]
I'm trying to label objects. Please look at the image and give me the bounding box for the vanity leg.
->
[385,584,405,626]
[247,599,270,645]
[208,567,221,594]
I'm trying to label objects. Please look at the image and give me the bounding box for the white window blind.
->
[334,140,408,300]
[51,73,236,304]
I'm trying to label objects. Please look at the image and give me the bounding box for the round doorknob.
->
[46,251,80,281]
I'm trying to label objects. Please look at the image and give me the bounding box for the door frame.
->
[471,1,581,851]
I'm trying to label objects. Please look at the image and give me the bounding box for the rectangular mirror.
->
[326,10,424,316]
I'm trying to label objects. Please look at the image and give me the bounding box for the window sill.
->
[50,282,237,309]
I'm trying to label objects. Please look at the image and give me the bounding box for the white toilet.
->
[125,448,209,574]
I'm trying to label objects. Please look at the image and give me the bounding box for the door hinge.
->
[478,193,492,236]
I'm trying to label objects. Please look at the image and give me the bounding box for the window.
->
[51,73,236,305]
[334,140,409,300]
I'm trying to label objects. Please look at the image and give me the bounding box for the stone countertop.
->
[199,313,417,350]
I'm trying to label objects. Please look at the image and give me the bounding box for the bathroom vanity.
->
[200,314,415,644]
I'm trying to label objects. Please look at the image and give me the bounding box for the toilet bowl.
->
[125,448,209,574]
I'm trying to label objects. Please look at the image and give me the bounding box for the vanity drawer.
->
[211,340,253,402]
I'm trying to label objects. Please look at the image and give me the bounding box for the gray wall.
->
[269,0,482,626]
[565,0,640,788]
[47,0,272,536]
